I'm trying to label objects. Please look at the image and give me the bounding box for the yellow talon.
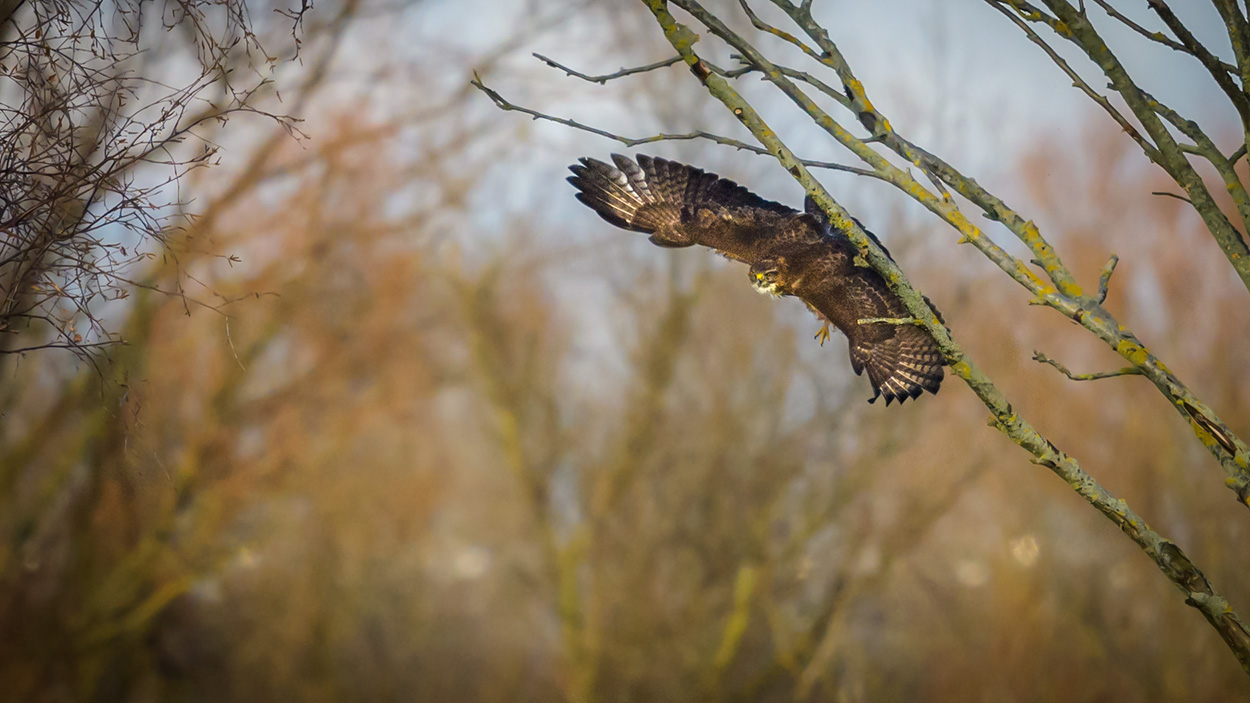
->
[814,322,831,346]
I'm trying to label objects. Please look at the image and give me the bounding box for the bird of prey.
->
[567,154,944,405]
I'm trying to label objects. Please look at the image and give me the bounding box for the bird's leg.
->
[806,307,833,346]
[814,321,831,346]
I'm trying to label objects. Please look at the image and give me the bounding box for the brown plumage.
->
[568,154,945,405]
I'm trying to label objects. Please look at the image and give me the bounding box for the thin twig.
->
[1152,190,1193,204]
[986,1,1159,161]
[532,53,681,84]
[1018,0,1250,293]
[1230,143,1247,166]
[724,54,853,111]
[0,340,121,354]
[470,72,881,178]
[1144,0,1250,125]
[736,0,824,63]
[1096,253,1118,303]
[1092,0,1238,73]
[1032,351,1142,381]
[224,316,245,371]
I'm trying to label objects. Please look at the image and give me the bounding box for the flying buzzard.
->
[567,154,944,405]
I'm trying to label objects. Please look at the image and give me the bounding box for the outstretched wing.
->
[805,249,945,405]
[567,154,801,261]
[569,153,945,406]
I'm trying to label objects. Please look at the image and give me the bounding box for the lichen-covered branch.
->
[1096,253,1118,303]
[1144,0,1249,126]
[1009,0,1250,292]
[1033,351,1143,381]
[759,0,1250,506]
[988,2,1158,160]
[638,0,1250,677]
[1090,0,1216,66]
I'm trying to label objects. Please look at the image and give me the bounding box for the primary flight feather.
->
[567,154,944,405]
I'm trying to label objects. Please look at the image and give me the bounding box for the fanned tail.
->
[853,324,945,406]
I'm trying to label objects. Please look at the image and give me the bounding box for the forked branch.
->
[1033,351,1143,381]
[470,72,879,178]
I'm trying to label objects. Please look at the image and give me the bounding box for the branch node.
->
[1151,190,1194,204]
[1181,401,1239,456]
[1096,253,1119,303]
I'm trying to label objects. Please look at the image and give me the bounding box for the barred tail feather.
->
[857,326,944,406]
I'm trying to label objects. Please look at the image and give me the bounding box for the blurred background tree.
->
[0,1,1247,702]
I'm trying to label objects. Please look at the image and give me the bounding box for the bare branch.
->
[1025,0,1250,292]
[0,0,309,361]
[1032,351,1143,381]
[1,339,119,355]
[986,1,1159,161]
[469,72,881,178]
[724,53,853,111]
[1231,143,1248,166]
[1151,190,1194,204]
[1092,0,1240,73]
[736,0,823,63]
[532,52,682,84]
[1096,253,1118,303]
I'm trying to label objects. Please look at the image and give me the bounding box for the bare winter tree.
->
[0,1,307,360]
[476,0,1250,681]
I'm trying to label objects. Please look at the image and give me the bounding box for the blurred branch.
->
[0,340,118,355]
[1032,351,1143,381]
[711,562,760,674]
[793,459,988,695]
[591,278,700,517]
[451,257,595,703]
[0,0,24,26]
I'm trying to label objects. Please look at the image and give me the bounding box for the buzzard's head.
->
[749,257,787,297]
